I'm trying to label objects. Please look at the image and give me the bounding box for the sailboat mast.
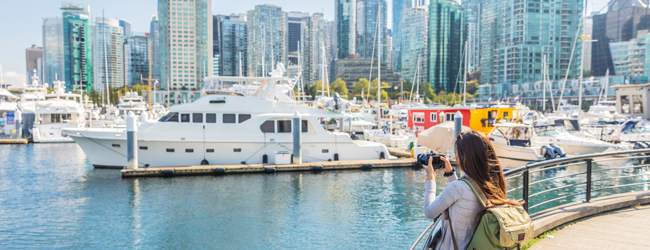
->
[463,41,468,105]
[376,4,381,122]
[103,9,110,107]
[543,54,546,111]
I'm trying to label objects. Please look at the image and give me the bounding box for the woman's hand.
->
[424,156,436,180]
[441,156,453,174]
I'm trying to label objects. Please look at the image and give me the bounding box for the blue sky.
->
[0,0,605,86]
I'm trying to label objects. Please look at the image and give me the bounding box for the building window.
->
[430,113,437,122]
[260,120,274,133]
[446,113,455,121]
[239,114,251,123]
[413,112,425,123]
[193,113,203,123]
[223,114,236,123]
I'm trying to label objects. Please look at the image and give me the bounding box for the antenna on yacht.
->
[103,9,110,108]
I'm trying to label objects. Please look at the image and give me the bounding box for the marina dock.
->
[0,138,28,144]
[121,158,417,178]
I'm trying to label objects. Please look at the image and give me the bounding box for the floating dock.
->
[121,158,418,178]
[0,139,29,144]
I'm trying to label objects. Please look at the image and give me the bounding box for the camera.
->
[417,152,445,169]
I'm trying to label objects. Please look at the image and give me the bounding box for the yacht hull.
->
[491,143,543,162]
[68,131,391,168]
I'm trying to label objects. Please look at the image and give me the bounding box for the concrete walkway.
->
[530,205,650,249]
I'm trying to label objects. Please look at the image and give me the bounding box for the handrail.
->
[408,217,440,250]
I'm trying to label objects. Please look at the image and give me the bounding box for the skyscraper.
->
[43,17,64,84]
[247,4,286,77]
[335,0,356,59]
[428,0,466,93]
[286,12,310,78]
[356,0,388,62]
[119,19,132,38]
[150,15,160,82]
[480,0,582,85]
[215,14,247,77]
[124,32,150,86]
[305,13,331,84]
[392,0,412,72]
[25,45,43,83]
[158,0,213,90]
[462,0,480,73]
[93,17,124,90]
[400,6,428,85]
[61,2,92,92]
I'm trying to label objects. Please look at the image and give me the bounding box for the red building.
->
[408,107,472,133]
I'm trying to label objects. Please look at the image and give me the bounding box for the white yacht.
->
[117,92,148,116]
[599,119,650,143]
[65,66,392,168]
[532,124,621,155]
[30,79,85,143]
[0,88,19,135]
[487,123,558,162]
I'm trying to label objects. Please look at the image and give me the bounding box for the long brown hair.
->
[454,130,520,206]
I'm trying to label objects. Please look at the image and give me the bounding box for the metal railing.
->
[410,148,650,250]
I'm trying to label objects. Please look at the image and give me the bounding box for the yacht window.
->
[233,148,241,152]
[223,114,236,123]
[206,149,214,153]
[193,113,203,123]
[206,113,216,123]
[167,112,179,122]
[302,120,309,132]
[491,128,505,138]
[186,148,194,153]
[166,148,175,152]
[277,120,292,133]
[260,120,275,133]
[181,113,190,122]
[239,114,251,123]
[322,149,329,153]
[430,113,437,122]
[112,144,121,148]
[139,146,148,150]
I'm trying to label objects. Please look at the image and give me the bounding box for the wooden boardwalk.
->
[121,158,418,178]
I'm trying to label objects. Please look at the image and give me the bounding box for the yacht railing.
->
[410,148,650,250]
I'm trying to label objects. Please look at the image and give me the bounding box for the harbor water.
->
[2,144,648,249]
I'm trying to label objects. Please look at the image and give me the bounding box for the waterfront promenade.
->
[530,205,650,249]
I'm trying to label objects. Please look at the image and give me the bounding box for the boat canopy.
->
[553,118,580,131]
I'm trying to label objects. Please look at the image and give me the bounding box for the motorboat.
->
[599,119,650,143]
[0,88,19,135]
[30,79,85,142]
[65,65,392,168]
[532,124,621,155]
[487,123,561,162]
[341,113,374,135]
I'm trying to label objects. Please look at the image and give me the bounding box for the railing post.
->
[585,159,592,203]
[523,170,529,212]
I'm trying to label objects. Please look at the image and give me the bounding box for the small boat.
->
[487,123,562,161]
[532,124,621,155]
[30,79,85,143]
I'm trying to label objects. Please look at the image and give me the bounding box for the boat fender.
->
[263,154,268,164]
[214,168,226,174]
[380,152,385,159]
[549,144,566,157]
[334,153,339,161]
[265,167,276,173]
[144,164,150,168]
[312,165,324,171]
[161,169,174,176]
[541,145,556,160]
[362,163,373,168]
[200,159,209,165]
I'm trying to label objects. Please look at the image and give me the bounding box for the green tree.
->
[467,80,479,95]
[351,78,370,98]
[423,82,435,101]
[329,78,349,98]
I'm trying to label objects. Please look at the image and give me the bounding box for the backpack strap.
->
[460,177,492,207]
[445,209,459,250]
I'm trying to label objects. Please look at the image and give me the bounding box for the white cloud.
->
[3,71,26,86]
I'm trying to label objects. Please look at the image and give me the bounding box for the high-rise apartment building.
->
[158,0,213,90]
[305,13,331,84]
[214,14,247,77]
[286,12,310,78]
[247,4,286,77]
[480,0,582,85]
[93,18,124,90]
[26,45,44,83]
[428,0,466,93]
[119,19,132,38]
[592,0,650,76]
[150,15,160,82]
[124,32,150,86]
[61,2,92,92]
[400,6,428,85]
[392,0,412,72]
[356,0,388,62]
[43,17,64,84]
[335,0,357,59]
[462,0,480,73]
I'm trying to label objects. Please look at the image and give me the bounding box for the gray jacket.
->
[424,174,484,249]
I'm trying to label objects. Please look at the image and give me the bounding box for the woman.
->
[423,130,519,249]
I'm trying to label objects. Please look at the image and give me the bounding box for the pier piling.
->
[127,111,138,170]
[292,111,302,164]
